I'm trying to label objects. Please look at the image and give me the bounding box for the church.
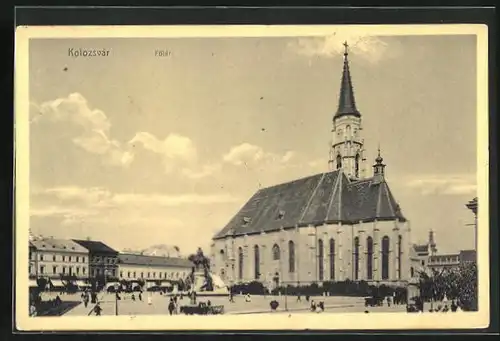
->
[211,43,411,288]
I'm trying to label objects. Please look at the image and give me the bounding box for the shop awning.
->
[106,282,120,289]
[50,279,64,287]
[76,280,90,287]
[29,279,38,288]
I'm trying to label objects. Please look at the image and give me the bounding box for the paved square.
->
[61,292,407,316]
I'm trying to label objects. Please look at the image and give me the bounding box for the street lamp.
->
[114,283,119,316]
[465,197,478,252]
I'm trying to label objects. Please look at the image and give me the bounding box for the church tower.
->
[328,42,366,180]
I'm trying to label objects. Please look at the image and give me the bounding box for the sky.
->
[27,33,478,255]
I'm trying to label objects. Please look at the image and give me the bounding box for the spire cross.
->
[343,41,349,55]
[377,143,381,157]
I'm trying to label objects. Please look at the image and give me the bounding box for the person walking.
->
[83,294,89,308]
[296,293,302,302]
[93,302,102,316]
[29,303,37,317]
[168,298,175,316]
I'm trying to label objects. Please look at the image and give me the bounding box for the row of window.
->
[429,257,459,264]
[92,257,116,264]
[33,254,87,263]
[91,268,116,277]
[336,125,358,138]
[119,271,186,280]
[237,241,296,280]
[31,265,88,276]
[30,253,117,264]
[236,236,404,281]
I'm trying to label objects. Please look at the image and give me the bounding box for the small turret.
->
[372,146,386,183]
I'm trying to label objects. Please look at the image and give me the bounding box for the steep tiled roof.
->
[31,238,88,253]
[72,239,118,255]
[118,253,193,268]
[213,170,406,239]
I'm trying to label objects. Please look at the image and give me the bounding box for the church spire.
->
[334,41,360,119]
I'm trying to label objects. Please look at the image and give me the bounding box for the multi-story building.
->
[72,239,119,279]
[409,230,476,276]
[427,250,477,272]
[29,237,90,288]
[117,253,192,285]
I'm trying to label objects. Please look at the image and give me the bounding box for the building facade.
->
[72,239,119,279]
[211,43,412,288]
[117,253,192,283]
[409,230,476,276]
[29,238,90,282]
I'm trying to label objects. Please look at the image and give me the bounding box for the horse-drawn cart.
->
[180,303,224,315]
[364,296,384,307]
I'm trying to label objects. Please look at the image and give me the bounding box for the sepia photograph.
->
[14,24,489,331]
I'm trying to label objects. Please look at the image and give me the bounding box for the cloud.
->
[405,174,477,196]
[33,93,133,167]
[30,185,241,252]
[181,163,222,179]
[281,151,296,163]
[112,193,240,207]
[32,185,240,212]
[222,143,294,167]
[288,33,391,64]
[129,132,198,172]
[30,205,96,218]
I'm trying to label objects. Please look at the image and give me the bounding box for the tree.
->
[417,263,478,311]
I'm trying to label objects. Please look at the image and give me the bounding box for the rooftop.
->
[213,169,405,239]
[30,238,88,253]
[117,253,193,268]
[72,239,119,255]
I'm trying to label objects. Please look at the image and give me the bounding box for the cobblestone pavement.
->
[62,293,407,316]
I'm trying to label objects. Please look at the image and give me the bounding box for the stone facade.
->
[211,219,412,287]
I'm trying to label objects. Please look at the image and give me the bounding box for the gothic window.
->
[366,237,373,280]
[346,125,351,139]
[398,235,403,279]
[318,239,324,281]
[336,154,342,169]
[238,247,244,280]
[254,245,260,280]
[288,241,295,273]
[272,244,280,260]
[355,153,360,178]
[354,237,360,280]
[329,238,335,280]
[220,249,225,263]
[382,236,390,280]
[410,267,414,278]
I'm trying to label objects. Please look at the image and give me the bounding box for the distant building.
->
[211,43,411,287]
[72,239,119,279]
[29,237,89,287]
[408,229,476,276]
[29,242,37,278]
[117,253,193,284]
